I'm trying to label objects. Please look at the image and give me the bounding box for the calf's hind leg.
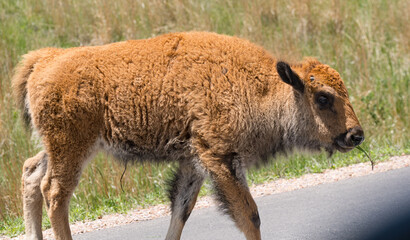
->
[40,143,95,240]
[22,150,48,240]
[165,159,205,240]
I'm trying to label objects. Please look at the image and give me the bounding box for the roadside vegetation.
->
[0,0,408,236]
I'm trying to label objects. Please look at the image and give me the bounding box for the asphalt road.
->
[75,167,410,240]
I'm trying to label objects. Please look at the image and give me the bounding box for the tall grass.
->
[0,0,409,236]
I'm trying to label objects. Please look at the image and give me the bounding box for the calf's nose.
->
[348,126,365,146]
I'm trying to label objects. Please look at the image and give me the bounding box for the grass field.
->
[0,0,409,237]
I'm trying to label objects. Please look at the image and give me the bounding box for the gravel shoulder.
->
[10,155,410,240]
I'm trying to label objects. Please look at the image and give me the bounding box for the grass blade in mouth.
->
[356,145,374,170]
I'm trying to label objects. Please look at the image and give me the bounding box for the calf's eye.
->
[318,96,329,106]
[315,92,334,110]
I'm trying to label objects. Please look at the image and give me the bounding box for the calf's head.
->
[276,59,364,154]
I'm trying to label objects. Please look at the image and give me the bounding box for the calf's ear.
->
[276,61,305,93]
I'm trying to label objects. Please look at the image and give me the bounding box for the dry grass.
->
[0,0,409,236]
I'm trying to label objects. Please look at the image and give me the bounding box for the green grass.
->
[0,0,409,237]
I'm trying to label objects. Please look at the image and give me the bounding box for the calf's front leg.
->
[201,152,261,240]
[165,159,205,240]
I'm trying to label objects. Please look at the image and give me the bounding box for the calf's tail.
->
[11,48,59,127]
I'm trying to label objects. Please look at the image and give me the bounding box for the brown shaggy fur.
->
[12,32,363,240]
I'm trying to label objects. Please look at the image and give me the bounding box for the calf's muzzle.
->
[347,126,365,146]
[334,126,365,152]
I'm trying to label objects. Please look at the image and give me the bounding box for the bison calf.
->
[13,32,364,240]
